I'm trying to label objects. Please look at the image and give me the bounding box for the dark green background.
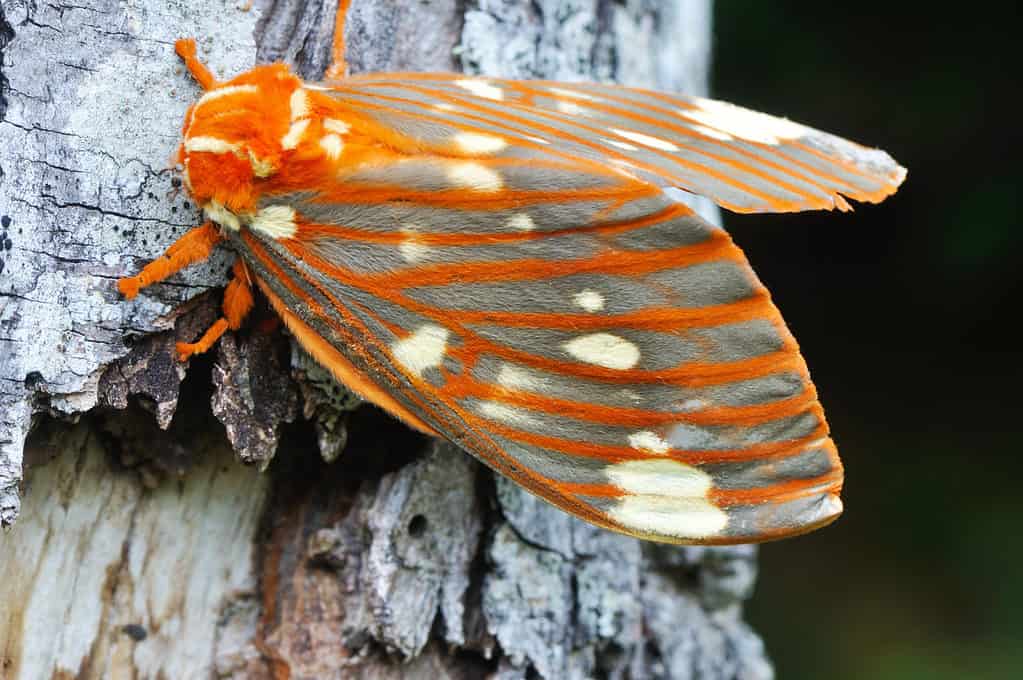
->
[713,3,1020,679]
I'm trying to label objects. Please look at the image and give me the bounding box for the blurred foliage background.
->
[712,2,1020,679]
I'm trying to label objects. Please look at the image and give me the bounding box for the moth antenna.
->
[177,259,254,361]
[174,38,218,91]
[324,0,352,80]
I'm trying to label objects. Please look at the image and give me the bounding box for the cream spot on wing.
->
[606,459,726,538]
[497,364,546,392]
[548,86,595,100]
[562,333,640,370]
[524,135,551,145]
[556,100,584,115]
[690,124,733,141]
[453,132,508,155]
[323,118,351,134]
[446,162,503,192]
[320,133,344,159]
[250,205,297,240]
[682,98,809,145]
[185,136,242,155]
[398,227,430,263]
[627,430,671,455]
[196,84,259,108]
[608,459,712,497]
[505,213,535,231]
[573,289,605,312]
[605,139,639,152]
[608,495,728,539]
[392,324,449,378]
[433,102,457,112]
[454,78,504,101]
[289,88,310,121]
[203,200,241,231]
[676,398,709,413]
[281,119,310,150]
[477,400,539,427]
[304,83,331,91]
[609,128,679,152]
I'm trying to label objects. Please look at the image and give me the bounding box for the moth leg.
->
[176,259,255,361]
[324,0,352,80]
[118,222,223,300]
[174,38,218,91]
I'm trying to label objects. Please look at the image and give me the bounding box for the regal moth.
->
[119,37,905,546]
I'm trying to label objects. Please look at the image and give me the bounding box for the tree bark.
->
[0,1,772,678]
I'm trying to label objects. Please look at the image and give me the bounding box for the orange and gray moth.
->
[120,39,905,545]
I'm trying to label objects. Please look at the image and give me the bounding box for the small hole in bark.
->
[408,514,427,537]
[121,623,148,641]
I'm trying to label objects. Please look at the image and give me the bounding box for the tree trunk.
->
[0,1,773,678]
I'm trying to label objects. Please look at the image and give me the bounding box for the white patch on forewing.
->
[548,86,595,100]
[627,430,670,455]
[609,128,680,152]
[477,401,539,427]
[289,88,310,121]
[446,162,503,192]
[573,289,605,312]
[203,200,241,231]
[682,98,809,145]
[689,124,733,141]
[562,333,640,370]
[196,84,259,108]
[398,227,430,263]
[524,135,551,145]
[320,134,344,159]
[453,132,508,155]
[323,118,351,134]
[281,119,310,150]
[506,213,535,231]
[184,136,242,155]
[497,364,546,392]
[605,139,639,152]
[606,458,728,539]
[454,78,504,101]
[608,459,712,497]
[392,324,450,378]
[250,205,298,240]
[676,398,709,413]
[555,100,584,115]
[608,494,728,539]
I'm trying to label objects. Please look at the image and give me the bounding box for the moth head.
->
[177,63,311,216]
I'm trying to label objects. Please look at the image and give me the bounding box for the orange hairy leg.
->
[118,222,223,300]
[176,259,255,361]
[325,0,353,79]
[174,38,218,90]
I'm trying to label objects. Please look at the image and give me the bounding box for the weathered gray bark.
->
[0,1,771,678]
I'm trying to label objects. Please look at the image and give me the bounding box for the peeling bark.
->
[0,1,774,678]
